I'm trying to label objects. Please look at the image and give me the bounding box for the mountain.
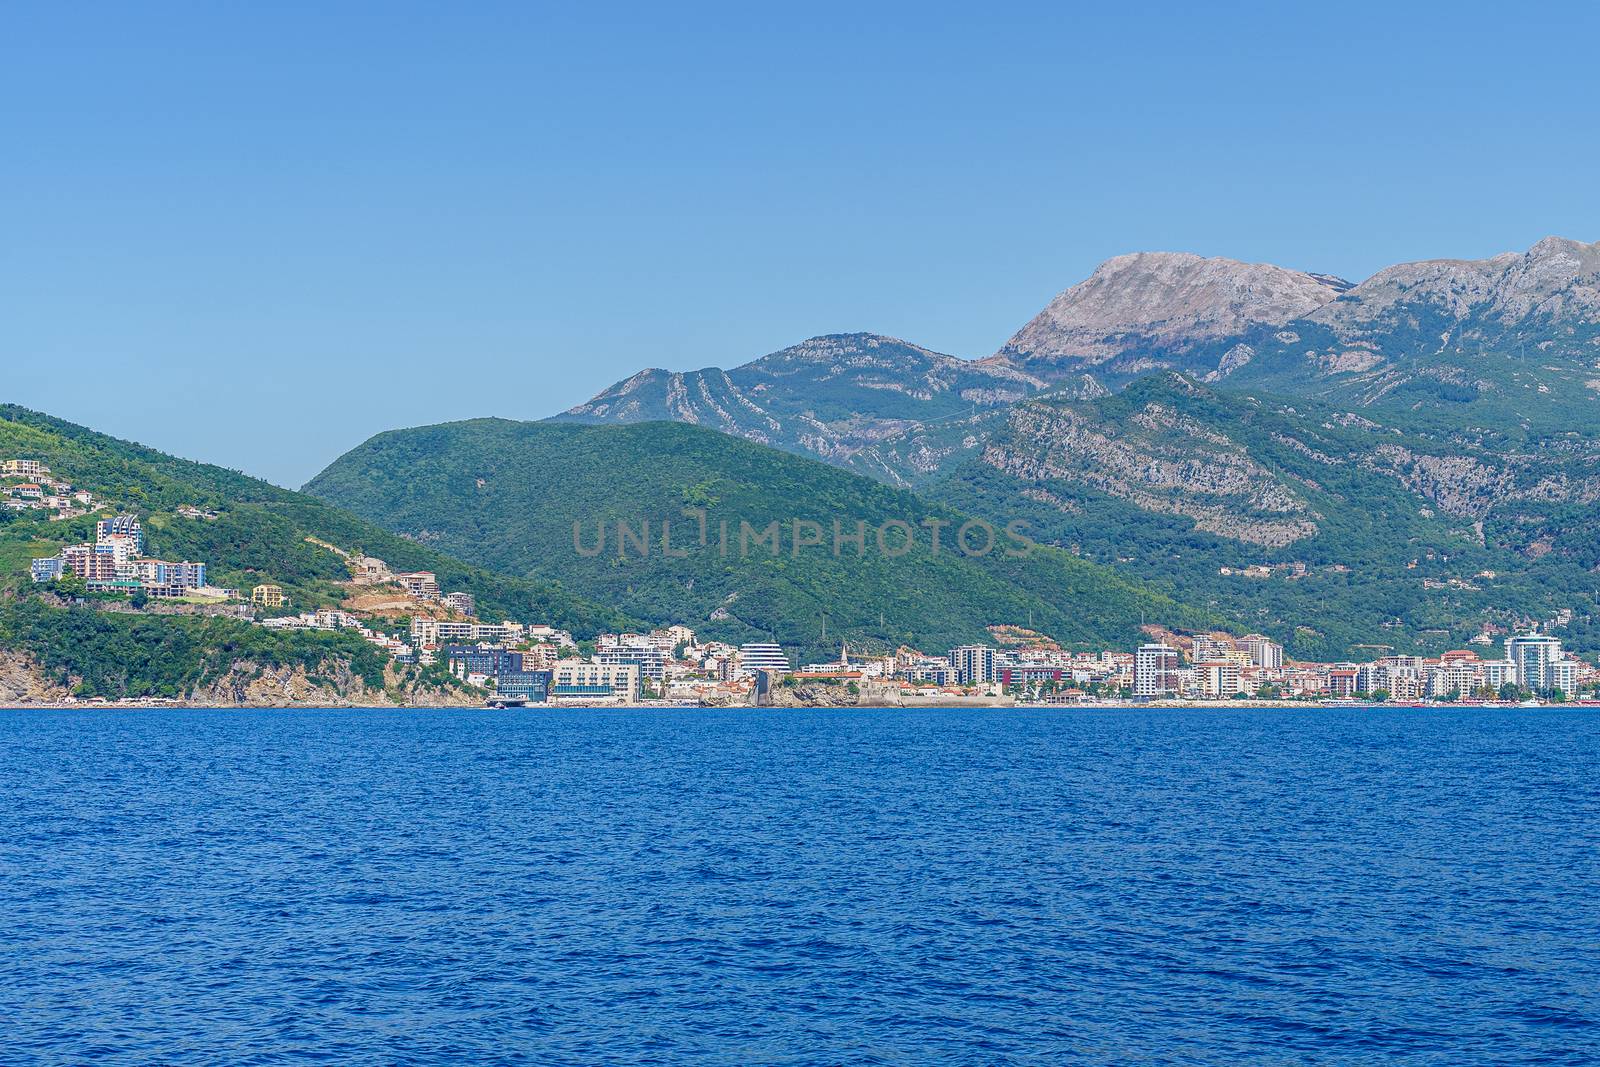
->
[1216,237,1600,431]
[930,373,1600,659]
[0,404,630,700]
[555,332,1045,470]
[1311,236,1600,332]
[305,418,1219,663]
[988,252,1352,380]
[560,239,1599,473]
[530,236,1600,660]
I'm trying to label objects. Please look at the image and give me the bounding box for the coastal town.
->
[11,455,1598,709]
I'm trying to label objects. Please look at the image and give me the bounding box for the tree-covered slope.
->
[0,404,628,633]
[0,404,632,701]
[305,418,1219,662]
[932,374,1600,659]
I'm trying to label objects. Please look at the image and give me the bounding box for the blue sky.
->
[4,1,1598,487]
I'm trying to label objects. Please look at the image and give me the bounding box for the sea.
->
[2,706,1597,1065]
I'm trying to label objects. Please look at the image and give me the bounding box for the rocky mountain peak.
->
[1309,235,1600,328]
[756,333,949,370]
[991,251,1350,376]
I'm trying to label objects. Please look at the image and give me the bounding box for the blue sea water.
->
[2,707,1597,1065]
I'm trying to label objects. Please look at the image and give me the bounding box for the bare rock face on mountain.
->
[1312,236,1600,330]
[557,332,1045,465]
[1217,237,1600,420]
[977,377,1322,547]
[990,252,1351,379]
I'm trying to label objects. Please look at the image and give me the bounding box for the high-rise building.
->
[1481,660,1516,690]
[1245,635,1284,670]
[1134,643,1180,698]
[96,514,144,554]
[1505,634,1562,693]
[1196,661,1243,697]
[738,642,791,678]
[1549,659,1580,699]
[948,645,997,685]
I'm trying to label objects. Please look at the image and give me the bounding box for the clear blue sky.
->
[4,1,1597,487]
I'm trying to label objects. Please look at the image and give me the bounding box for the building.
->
[1432,654,1481,698]
[1506,634,1563,693]
[30,557,64,583]
[598,642,668,681]
[1196,661,1244,698]
[999,665,1063,687]
[134,559,170,586]
[445,591,476,617]
[352,556,391,583]
[1355,663,1389,695]
[551,659,641,702]
[470,621,524,645]
[446,644,519,680]
[162,561,206,589]
[394,571,440,599]
[738,642,791,678]
[2,459,48,478]
[1550,659,1580,699]
[494,669,552,703]
[525,625,577,648]
[1481,659,1516,690]
[1389,675,1425,701]
[60,543,119,582]
[408,616,438,646]
[1327,669,1359,698]
[1244,635,1284,670]
[96,514,144,554]
[654,624,696,651]
[948,645,998,685]
[1134,643,1180,698]
[251,584,288,608]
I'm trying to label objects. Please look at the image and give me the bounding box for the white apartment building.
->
[1135,643,1180,698]
[1506,635,1563,693]
[1245,635,1284,670]
[737,642,791,678]
[1550,659,1579,698]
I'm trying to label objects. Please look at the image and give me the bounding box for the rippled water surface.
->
[3,706,1598,1064]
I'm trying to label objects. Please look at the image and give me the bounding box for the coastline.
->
[3,699,1596,712]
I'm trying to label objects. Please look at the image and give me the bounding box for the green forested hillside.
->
[306,418,1219,662]
[0,596,392,699]
[0,404,628,631]
[0,404,631,698]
